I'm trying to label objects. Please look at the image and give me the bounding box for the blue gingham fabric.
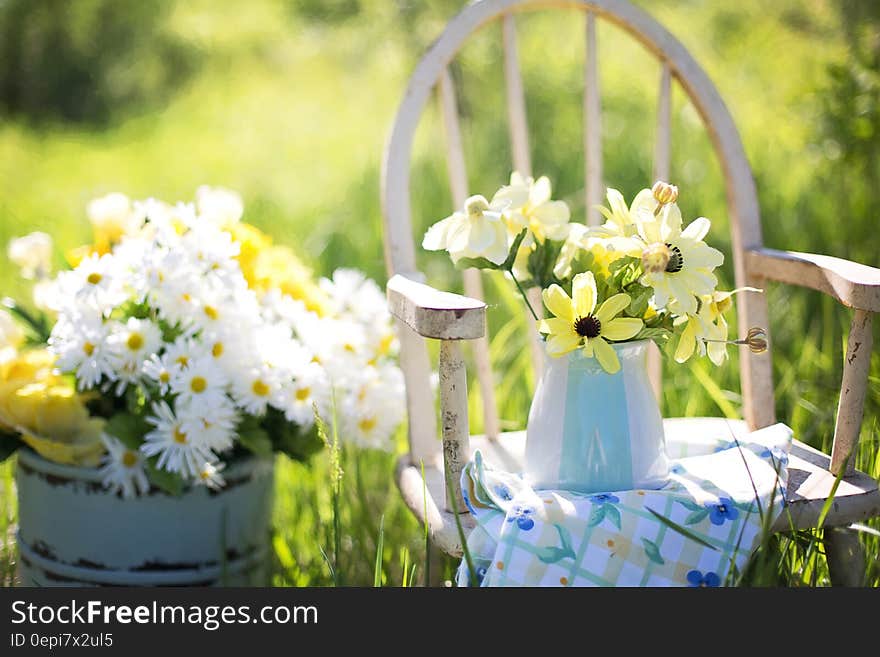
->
[457,423,792,587]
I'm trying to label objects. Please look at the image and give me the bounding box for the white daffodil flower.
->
[422,194,511,265]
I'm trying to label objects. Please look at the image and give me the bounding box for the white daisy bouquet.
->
[0,187,405,498]
[423,173,766,374]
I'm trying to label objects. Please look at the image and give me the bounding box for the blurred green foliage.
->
[0,0,878,586]
[0,0,199,124]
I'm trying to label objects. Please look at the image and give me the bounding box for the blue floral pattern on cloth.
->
[507,505,536,531]
[686,570,721,587]
[456,423,793,587]
[706,498,739,525]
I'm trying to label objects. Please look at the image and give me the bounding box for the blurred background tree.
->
[0,0,199,124]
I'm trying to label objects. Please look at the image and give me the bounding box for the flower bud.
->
[641,242,671,274]
[464,195,490,217]
[652,181,679,205]
[746,326,768,354]
[7,232,53,280]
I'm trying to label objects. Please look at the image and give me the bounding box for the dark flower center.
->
[717,504,728,514]
[574,315,602,339]
[665,243,684,273]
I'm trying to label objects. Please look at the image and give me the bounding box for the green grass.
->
[1,0,879,586]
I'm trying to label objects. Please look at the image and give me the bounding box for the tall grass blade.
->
[646,507,719,551]
[373,514,385,587]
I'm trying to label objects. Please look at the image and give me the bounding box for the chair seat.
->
[396,417,880,557]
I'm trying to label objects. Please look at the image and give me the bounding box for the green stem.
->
[509,270,540,322]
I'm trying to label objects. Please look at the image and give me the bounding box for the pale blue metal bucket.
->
[15,448,275,586]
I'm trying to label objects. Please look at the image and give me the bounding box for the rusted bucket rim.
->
[18,534,268,586]
[17,446,274,485]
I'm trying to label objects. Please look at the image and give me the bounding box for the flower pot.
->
[524,339,669,494]
[14,447,275,586]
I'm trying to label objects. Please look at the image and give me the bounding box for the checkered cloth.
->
[457,422,792,587]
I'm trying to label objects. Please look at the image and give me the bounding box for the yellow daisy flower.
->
[537,272,644,373]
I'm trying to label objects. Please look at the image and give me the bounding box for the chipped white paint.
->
[831,310,873,475]
[439,340,471,513]
[387,274,486,341]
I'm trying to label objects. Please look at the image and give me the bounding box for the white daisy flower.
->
[7,231,53,280]
[339,364,405,451]
[181,224,240,278]
[163,335,204,371]
[170,356,229,409]
[196,186,244,225]
[132,198,172,238]
[142,353,175,394]
[199,326,245,375]
[142,401,217,478]
[276,361,330,427]
[100,435,150,499]
[49,313,116,390]
[320,269,385,323]
[87,193,137,244]
[194,461,226,491]
[61,253,127,312]
[232,363,283,415]
[177,395,239,455]
[107,317,163,391]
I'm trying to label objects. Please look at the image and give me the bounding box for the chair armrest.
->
[747,247,880,312]
[386,273,486,340]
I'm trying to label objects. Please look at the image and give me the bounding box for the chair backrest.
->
[381,0,775,464]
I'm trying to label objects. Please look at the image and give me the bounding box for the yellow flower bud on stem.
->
[651,180,678,216]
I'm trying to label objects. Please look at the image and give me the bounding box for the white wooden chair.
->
[381,0,880,585]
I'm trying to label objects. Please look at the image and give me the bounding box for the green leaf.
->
[677,499,703,512]
[587,504,607,527]
[646,507,719,551]
[2,296,50,343]
[501,229,528,271]
[125,385,148,415]
[105,412,151,449]
[258,407,324,462]
[556,524,574,553]
[238,426,273,457]
[0,431,21,463]
[634,326,672,343]
[536,525,576,564]
[685,509,710,525]
[604,504,622,530]
[627,285,652,317]
[454,256,502,271]
[641,538,665,565]
[144,458,185,496]
[526,237,564,289]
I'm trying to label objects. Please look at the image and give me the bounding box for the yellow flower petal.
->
[537,317,574,336]
[674,318,698,363]
[542,284,574,322]
[572,272,596,318]
[601,317,643,342]
[547,333,581,357]
[591,337,621,374]
[595,293,631,324]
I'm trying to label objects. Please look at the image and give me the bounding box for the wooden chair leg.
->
[825,527,866,587]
